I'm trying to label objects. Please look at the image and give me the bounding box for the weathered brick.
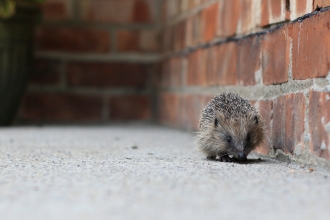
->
[160,59,171,87]
[158,93,183,127]
[273,96,286,152]
[20,93,103,121]
[260,0,287,27]
[313,0,330,10]
[180,0,189,13]
[201,2,219,42]
[217,0,240,37]
[184,16,193,48]
[109,95,151,121]
[290,0,313,20]
[186,49,206,86]
[174,21,186,51]
[309,90,330,160]
[166,0,180,19]
[205,46,217,86]
[117,29,160,52]
[35,27,110,53]
[192,12,202,46]
[290,10,330,80]
[273,93,306,154]
[139,30,160,52]
[29,59,61,85]
[217,42,237,85]
[237,0,255,34]
[117,30,139,52]
[80,0,157,24]
[254,100,273,155]
[169,56,183,87]
[41,0,72,21]
[237,36,260,86]
[67,62,148,88]
[261,26,290,85]
[163,26,174,52]
[182,95,204,131]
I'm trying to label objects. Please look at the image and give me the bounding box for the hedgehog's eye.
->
[254,116,258,124]
[214,118,219,127]
[227,136,232,143]
[246,134,251,142]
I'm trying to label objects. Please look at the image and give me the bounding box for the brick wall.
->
[157,0,330,165]
[17,0,330,165]
[18,0,162,123]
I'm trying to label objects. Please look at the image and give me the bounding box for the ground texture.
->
[0,125,329,220]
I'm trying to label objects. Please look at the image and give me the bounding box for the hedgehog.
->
[196,92,264,162]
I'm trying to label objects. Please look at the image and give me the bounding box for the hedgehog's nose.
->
[237,152,247,161]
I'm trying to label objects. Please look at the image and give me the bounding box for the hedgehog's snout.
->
[237,152,247,161]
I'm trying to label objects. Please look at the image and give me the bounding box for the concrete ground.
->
[0,124,330,220]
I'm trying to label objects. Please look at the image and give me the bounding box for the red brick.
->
[139,30,160,52]
[273,96,286,152]
[163,26,174,52]
[158,93,183,127]
[237,0,254,34]
[201,3,219,42]
[205,46,217,86]
[169,57,183,87]
[292,93,306,147]
[166,0,180,18]
[133,0,153,23]
[180,0,189,13]
[67,62,148,88]
[117,30,139,52]
[309,90,330,160]
[313,0,330,10]
[217,42,237,85]
[186,49,206,86]
[260,0,287,27]
[192,12,202,46]
[217,0,240,37]
[187,0,201,10]
[41,0,72,21]
[184,16,193,47]
[273,93,306,154]
[80,0,157,24]
[184,12,203,47]
[261,26,290,85]
[254,100,273,155]
[29,59,61,85]
[182,95,204,131]
[174,21,186,51]
[290,0,313,20]
[183,94,213,131]
[237,36,260,86]
[160,57,182,88]
[117,29,160,53]
[290,10,330,80]
[35,27,110,53]
[20,93,102,121]
[109,95,151,121]
[160,60,171,87]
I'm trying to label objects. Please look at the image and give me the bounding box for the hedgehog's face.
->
[213,112,264,161]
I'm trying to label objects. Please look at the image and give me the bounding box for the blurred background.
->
[1,0,330,163]
[0,0,162,125]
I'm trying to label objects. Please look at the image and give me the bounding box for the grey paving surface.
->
[0,124,330,220]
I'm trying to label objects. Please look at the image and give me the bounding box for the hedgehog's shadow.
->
[211,158,267,164]
[233,158,266,164]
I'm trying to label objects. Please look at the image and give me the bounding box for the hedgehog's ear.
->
[254,116,258,124]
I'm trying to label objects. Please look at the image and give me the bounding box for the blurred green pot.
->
[0,4,39,125]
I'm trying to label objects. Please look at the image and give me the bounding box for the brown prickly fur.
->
[196,92,265,161]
